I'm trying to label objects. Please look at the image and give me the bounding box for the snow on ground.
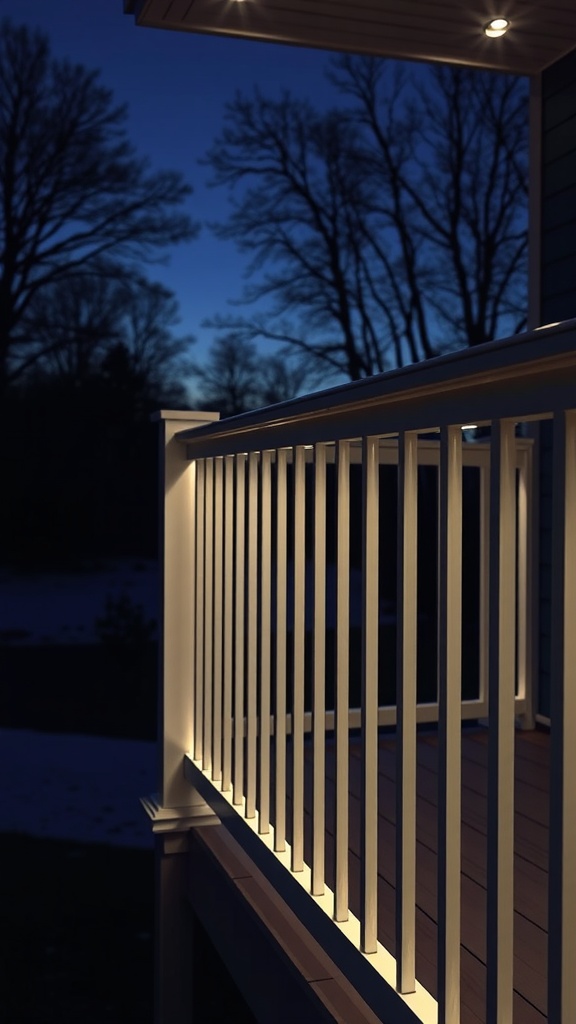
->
[0,728,155,849]
[0,558,395,849]
[0,558,159,645]
[1,561,158,847]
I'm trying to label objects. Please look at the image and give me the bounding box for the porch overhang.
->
[124,0,576,75]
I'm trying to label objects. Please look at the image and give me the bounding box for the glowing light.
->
[484,17,511,38]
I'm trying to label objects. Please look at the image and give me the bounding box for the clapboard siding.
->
[542,218,576,264]
[543,112,576,162]
[541,48,576,325]
[538,47,576,717]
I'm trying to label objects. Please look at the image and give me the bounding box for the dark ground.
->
[0,642,257,1024]
[0,836,154,1024]
[0,637,155,1022]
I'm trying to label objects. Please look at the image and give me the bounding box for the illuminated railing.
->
[155,319,576,1024]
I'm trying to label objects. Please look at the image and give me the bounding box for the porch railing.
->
[155,320,576,1024]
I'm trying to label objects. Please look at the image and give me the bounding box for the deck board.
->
[286,727,550,1022]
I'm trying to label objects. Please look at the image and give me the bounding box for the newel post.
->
[156,410,219,811]
[147,409,220,1024]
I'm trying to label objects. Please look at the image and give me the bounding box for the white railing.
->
[156,320,576,1024]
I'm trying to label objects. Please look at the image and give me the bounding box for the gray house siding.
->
[538,47,576,717]
[541,48,576,324]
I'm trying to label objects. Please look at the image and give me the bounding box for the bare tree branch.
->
[190,331,319,415]
[203,57,528,380]
[0,19,198,388]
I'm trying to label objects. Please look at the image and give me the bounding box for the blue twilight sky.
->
[0,0,367,366]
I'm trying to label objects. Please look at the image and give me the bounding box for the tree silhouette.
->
[190,334,318,416]
[25,272,193,405]
[0,19,197,390]
[204,58,528,381]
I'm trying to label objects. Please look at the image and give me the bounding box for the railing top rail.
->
[173,319,576,457]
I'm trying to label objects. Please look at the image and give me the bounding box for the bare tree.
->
[334,57,528,350]
[204,97,384,381]
[203,58,528,381]
[23,272,193,403]
[190,333,316,416]
[23,274,123,383]
[108,277,194,399]
[0,19,197,390]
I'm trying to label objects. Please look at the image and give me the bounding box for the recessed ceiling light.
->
[484,17,511,38]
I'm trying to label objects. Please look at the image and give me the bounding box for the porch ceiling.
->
[125,0,576,75]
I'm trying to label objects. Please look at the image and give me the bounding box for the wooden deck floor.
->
[293,727,550,1024]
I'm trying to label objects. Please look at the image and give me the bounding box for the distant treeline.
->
[0,374,169,568]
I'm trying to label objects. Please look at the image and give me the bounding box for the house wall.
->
[541,48,576,325]
[538,47,576,717]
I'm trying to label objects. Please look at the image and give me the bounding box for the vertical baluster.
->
[194,459,205,762]
[275,447,288,852]
[222,455,234,792]
[203,458,214,772]
[516,450,529,704]
[259,450,272,834]
[335,439,350,921]
[312,442,327,896]
[189,459,197,763]
[361,436,379,953]
[396,431,418,990]
[212,457,224,782]
[292,444,306,872]
[233,453,246,806]
[549,409,576,1024]
[486,418,516,1023]
[437,425,462,1024]
[246,451,259,819]
[478,457,490,711]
